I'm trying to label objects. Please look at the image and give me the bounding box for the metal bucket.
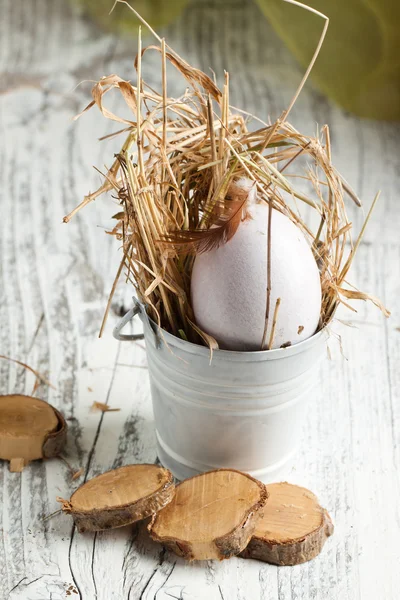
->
[114,299,327,483]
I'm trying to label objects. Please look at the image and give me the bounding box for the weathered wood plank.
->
[1,0,400,599]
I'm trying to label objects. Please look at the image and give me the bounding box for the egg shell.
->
[191,201,321,351]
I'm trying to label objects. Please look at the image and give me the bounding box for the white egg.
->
[191,180,321,351]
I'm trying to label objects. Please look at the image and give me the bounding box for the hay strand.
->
[64,2,388,345]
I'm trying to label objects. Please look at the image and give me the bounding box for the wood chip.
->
[240,482,333,565]
[9,458,25,473]
[59,464,175,533]
[149,469,268,561]
[0,395,67,471]
[90,401,120,412]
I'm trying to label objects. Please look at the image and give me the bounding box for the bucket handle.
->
[113,304,145,342]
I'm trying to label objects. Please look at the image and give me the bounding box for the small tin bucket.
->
[114,299,327,483]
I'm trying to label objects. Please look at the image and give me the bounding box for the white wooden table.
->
[1,1,400,598]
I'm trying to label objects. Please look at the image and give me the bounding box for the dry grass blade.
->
[261,201,273,351]
[72,468,84,481]
[0,355,54,389]
[337,288,390,317]
[268,297,282,350]
[99,243,131,338]
[64,2,388,348]
[187,318,219,364]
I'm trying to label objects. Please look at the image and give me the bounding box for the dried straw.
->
[64,1,389,346]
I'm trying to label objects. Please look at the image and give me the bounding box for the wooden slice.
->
[0,394,67,471]
[149,469,268,561]
[60,464,175,533]
[240,482,333,565]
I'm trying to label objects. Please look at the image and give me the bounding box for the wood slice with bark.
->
[149,469,268,561]
[0,394,67,472]
[240,482,333,565]
[59,464,175,532]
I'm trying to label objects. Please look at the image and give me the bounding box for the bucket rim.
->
[135,299,328,361]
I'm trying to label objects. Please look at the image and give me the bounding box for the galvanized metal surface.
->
[115,300,327,482]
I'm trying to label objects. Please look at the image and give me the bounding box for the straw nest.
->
[64,1,389,349]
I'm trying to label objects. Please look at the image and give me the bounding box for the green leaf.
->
[255,0,400,120]
[178,329,188,341]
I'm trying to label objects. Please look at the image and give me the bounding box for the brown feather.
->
[135,46,222,103]
[160,180,254,255]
